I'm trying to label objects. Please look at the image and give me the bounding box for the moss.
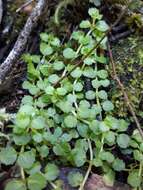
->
[6,0,30,32]
[110,35,143,117]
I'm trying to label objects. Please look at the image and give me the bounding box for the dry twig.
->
[0,0,2,24]
[16,0,34,13]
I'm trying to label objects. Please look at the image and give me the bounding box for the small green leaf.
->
[80,20,91,28]
[37,145,49,158]
[117,134,130,149]
[13,133,31,145]
[68,171,83,187]
[77,123,88,137]
[100,79,110,87]
[31,116,45,129]
[83,68,96,78]
[56,87,67,96]
[98,90,108,99]
[112,158,125,171]
[88,8,102,20]
[45,86,54,95]
[71,67,82,78]
[15,114,30,129]
[63,48,76,59]
[103,169,115,187]
[40,43,53,55]
[17,151,35,169]
[64,115,77,128]
[47,108,56,117]
[92,79,101,88]
[40,33,49,42]
[71,30,84,40]
[133,150,143,161]
[51,37,60,47]
[117,119,129,132]
[57,101,73,113]
[22,95,33,105]
[97,69,108,79]
[89,120,100,134]
[84,57,94,65]
[78,107,91,119]
[45,163,59,181]
[48,74,59,84]
[96,20,109,32]
[5,180,27,190]
[99,121,109,132]
[85,90,96,100]
[99,151,114,163]
[31,55,41,64]
[102,100,114,111]
[127,170,141,188]
[0,147,17,165]
[27,172,47,190]
[33,133,43,143]
[73,82,83,92]
[53,61,65,71]
[93,158,103,167]
[19,105,35,115]
[26,162,41,175]
[105,131,115,145]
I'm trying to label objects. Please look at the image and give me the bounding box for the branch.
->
[0,0,3,25]
[0,0,47,84]
[108,43,143,140]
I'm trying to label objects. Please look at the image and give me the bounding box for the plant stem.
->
[78,139,93,190]
[20,146,25,180]
[21,167,25,180]
[49,182,58,189]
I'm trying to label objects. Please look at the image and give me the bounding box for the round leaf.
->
[45,163,59,181]
[5,180,26,190]
[112,158,125,171]
[31,116,45,129]
[64,115,77,128]
[63,48,76,59]
[102,100,114,111]
[117,134,130,149]
[27,173,47,190]
[68,171,83,187]
[17,151,35,169]
[127,170,141,188]
[0,147,17,165]
[40,43,53,56]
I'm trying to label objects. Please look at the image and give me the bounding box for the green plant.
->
[0,7,143,190]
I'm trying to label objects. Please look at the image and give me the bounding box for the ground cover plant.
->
[0,1,143,190]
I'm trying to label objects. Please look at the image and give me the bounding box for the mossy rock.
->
[110,35,143,117]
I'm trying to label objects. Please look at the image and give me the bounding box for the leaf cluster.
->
[0,7,143,190]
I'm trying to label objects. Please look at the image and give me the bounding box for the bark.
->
[0,0,47,85]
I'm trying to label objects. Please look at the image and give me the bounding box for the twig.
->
[0,0,2,24]
[0,0,47,84]
[78,139,93,190]
[16,0,34,13]
[107,42,143,140]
